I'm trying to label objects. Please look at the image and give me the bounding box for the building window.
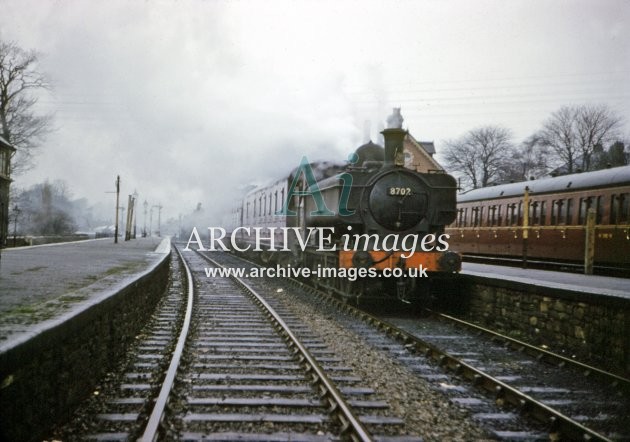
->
[0,150,7,176]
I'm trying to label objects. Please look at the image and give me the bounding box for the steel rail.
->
[197,251,374,442]
[138,245,194,442]
[432,310,630,394]
[289,279,613,442]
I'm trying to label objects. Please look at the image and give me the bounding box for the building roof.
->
[418,141,436,155]
[458,165,630,203]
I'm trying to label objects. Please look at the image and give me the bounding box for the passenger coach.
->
[446,165,630,273]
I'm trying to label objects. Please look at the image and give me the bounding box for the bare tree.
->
[14,180,77,235]
[442,125,514,189]
[498,134,551,182]
[0,40,52,174]
[535,104,622,174]
[575,104,623,170]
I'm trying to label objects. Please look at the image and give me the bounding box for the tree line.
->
[441,104,627,190]
[7,180,113,238]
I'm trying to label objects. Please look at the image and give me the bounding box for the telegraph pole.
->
[114,175,120,244]
[125,194,133,241]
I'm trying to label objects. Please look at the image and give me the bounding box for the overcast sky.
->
[1,0,628,227]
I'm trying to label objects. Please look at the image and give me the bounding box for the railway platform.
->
[461,262,630,300]
[0,236,170,350]
[457,262,630,376]
[0,236,171,442]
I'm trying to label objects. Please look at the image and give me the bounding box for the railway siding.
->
[453,270,630,377]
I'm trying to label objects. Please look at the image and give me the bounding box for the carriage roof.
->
[457,165,630,203]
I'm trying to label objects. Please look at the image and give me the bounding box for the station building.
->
[403,132,443,173]
[0,135,15,246]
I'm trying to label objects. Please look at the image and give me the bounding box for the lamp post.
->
[149,205,154,237]
[12,204,20,247]
[152,204,162,237]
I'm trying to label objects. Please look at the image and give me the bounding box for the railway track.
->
[207,251,629,440]
[284,279,630,441]
[163,248,387,441]
[47,250,189,440]
[50,245,427,441]
[49,246,628,440]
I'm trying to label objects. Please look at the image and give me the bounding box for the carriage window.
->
[457,208,465,227]
[579,197,589,224]
[551,199,565,224]
[531,201,539,225]
[508,203,517,226]
[497,205,503,226]
[488,205,496,226]
[517,202,523,225]
[595,196,603,224]
[540,201,546,225]
[479,207,484,226]
[464,207,468,227]
[557,199,566,224]
[620,194,629,223]
[566,198,573,225]
[472,207,479,227]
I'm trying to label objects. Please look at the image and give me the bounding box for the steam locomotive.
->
[227,109,461,303]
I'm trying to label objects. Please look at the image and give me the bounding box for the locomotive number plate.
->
[389,187,412,196]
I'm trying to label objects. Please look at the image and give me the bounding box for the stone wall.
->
[0,252,170,442]
[444,275,630,377]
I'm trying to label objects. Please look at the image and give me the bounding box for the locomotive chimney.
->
[381,107,407,168]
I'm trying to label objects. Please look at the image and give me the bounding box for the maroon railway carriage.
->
[445,165,630,272]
